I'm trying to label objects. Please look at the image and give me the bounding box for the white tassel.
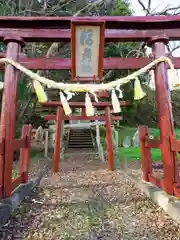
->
[0,82,4,90]
[111,89,121,113]
[116,87,123,99]
[64,91,75,101]
[60,91,72,115]
[85,92,94,116]
[90,91,98,102]
[134,77,146,100]
[33,80,48,103]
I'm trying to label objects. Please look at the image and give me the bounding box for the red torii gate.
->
[0,16,180,198]
[43,102,126,172]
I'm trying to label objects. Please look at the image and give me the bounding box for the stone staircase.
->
[68,128,94,149]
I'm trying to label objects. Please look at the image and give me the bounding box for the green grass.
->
[117,126,180,161]
[119,147,162,161]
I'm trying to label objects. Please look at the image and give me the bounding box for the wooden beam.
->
[13,138,26,150]
[19,125,32,183]
[151,39,175,195]
[2,40,21,198]
[105,107,114,171]
[0,16,180,29]
[0,54,180,70]
[62,116,123,121]
[44,114,122,121]
[12,175,23,190]
[170,139,180,152]
[41,101,127,108]
[148,174,163,189]
[138,126,152,182]
[0,28,179,43]
[145,138,161,149]
[53,106,63,173]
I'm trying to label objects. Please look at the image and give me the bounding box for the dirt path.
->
[1,153,180,240]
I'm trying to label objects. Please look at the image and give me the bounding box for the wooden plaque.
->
[71,20,105,81]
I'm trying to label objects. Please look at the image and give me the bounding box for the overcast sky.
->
[130,0,180,16]
[129,0,180,88]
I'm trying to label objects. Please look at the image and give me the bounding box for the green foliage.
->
[103,0,146,126]
[0,0,143,129]
[110,0,133,16]
[17,76,29,103]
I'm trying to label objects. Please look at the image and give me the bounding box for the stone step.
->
[69,140,93,144]
[69,142,93,145]
[68,128,93,149]
[69,136,92,139]
[69,137,92,140]
[70,133,91,137]
[68,145,93,149]
[70,130,90,132]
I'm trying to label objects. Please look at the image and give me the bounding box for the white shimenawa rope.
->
[0,56,179,116]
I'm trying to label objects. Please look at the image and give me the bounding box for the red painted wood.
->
[2,40,21,198]
[13,138,26,150]
[0,16,180,29]
[169,135,180,183]
[0,56,180,71]
[44,114,122,121]
[148,174,163,189]
[173,183,180,198]
[151,39,177,195]
[12,175,23,190]
[0,28,179,42]
[170,138,180,152]
[15,56,180,70]
[145,138,160,148]
[0,140,4,155]
[71,22,76,80]
[81,107,86,117]
[42,101,127,108]
[96,92,109,98]
[105,107,114,171]
[0,138,4,197]
[44,114,56,121]
[62,115,122,121]
[53,106,63,172]
[19,125,32,183]
[138,126,152,182]
[0,56,151,70]
[99,22,105,80]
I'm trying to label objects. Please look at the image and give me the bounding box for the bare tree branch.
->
[137,0,150,15]
[167,44,180,57]
[147,0,151,12]
[138,0,180,16]
[137,0,180,57]
[152,5,180,16]
[33,0,104,82]
[40,0,104,59]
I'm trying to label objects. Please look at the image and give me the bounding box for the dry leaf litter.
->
[1,152,180,240]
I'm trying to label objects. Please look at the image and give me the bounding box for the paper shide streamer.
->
[60,91,72,115]
[111,89,121,113]
[85,92,94,116]
[133,77,146,100]
[33,80,48,103]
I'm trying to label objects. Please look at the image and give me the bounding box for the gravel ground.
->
[1,153,180,240]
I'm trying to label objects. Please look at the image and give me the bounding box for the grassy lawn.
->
[117,126,180,161]
[119,147,162,161]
